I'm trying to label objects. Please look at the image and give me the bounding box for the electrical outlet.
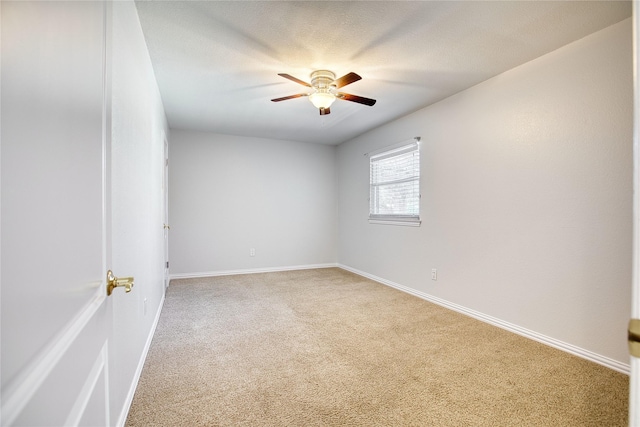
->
[250,248,255,257]
[431,269,437,281]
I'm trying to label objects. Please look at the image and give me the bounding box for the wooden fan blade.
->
[336,92,376,106]
[319,107,330,116]
[278,73,312,87]
[334,72,361,88]
[271,93,309,102]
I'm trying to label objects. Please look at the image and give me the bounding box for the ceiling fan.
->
[271,70,376,115]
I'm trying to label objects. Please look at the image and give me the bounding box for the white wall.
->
[169,130,337,275]
[337,19,633,365]
[110,2,169,424]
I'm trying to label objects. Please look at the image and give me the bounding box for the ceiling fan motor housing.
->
[310,70,336,93]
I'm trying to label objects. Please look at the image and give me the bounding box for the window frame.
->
[368,137,421,227]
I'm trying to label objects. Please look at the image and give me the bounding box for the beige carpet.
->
[126,268,628,426]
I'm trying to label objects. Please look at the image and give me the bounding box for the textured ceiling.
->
[135,1,631,145]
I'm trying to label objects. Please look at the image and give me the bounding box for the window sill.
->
[368,219,421,227]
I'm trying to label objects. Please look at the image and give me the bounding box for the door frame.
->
[631,2,639,425]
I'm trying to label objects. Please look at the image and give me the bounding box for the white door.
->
[163,135,170,289]
[1,2,130,425]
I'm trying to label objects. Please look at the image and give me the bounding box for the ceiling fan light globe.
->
[309,92,336,109]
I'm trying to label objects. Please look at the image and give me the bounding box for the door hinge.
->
[166,261,169,269]
[629,319,640,358]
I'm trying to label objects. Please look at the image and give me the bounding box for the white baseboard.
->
[338,264,630,375]
[115,291,166,427]
[169,263,339,280]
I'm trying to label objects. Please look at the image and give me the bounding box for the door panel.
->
[69,343,110,427]
[1,1,113,425]
[10,298,109,426]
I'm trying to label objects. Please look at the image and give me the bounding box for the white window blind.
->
[369,139,420,225]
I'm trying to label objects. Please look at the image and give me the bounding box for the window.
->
[369,138,421,226]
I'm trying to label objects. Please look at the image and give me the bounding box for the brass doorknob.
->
[630,319,640,358]
[106,270,134,296]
